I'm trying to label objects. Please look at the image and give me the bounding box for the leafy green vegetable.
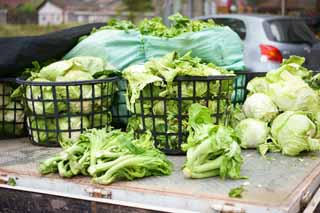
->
[80,13,218,41]
[229,104,246,128]
[240,55,320,157]
[182,104,245,179]
[22,56,117,146]
[228,185,245,198]
[57,116,90,149]
[26,78,64,115]
[7,177,16,186]
[307,72,320,90]
[235,118,269,149]
[246,56,319,113]
[261,111,320,156]
[39,128,172,184]
[28,117,57,144]
[242,93,278,122]
[267,71,319,112]
[0,83,25,136]
[125,52,233,150]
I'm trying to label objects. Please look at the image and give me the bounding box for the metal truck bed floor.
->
[1,138,320,213]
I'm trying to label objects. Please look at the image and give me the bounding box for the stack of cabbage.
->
[234,56,320,156]
[21,56,117,146]
[124,51,234,151]
[0,82,25,137]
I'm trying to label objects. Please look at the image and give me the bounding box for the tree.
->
[121,0,154,22]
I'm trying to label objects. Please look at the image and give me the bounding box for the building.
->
[0,9,7,24]
[37,0,156,26]
[38,1,63,25]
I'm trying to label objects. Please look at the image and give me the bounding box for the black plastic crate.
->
[130,75,235,155]
[17,77,118,147]
[0,78,26,138]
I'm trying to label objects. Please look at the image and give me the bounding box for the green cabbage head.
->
[235,118,269,149]
[271,111,320,156]
[267,71,320,112]
[243,93,278,122]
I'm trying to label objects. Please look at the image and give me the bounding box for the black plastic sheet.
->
[0,23,105,77]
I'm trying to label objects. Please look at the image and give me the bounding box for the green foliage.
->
[124,52,233,150]
[20,56,118,146]
[182,104,245,180]
[39,128,172,184]
[80,13,218,41]
[236,55,320,157]
[228,185,245,198]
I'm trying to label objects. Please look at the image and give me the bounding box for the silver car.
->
[196,14,320,72]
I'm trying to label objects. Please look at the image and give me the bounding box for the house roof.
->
[37,0,123,12]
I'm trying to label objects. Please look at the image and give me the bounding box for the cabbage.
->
[0,102,25,135]
[90,111,111,128]
[27,118,57,144]
[235,118,269,149]
[243,93,278,122]
[26,78,66,115]
[39,61,73,81]
[69,56,107,76]
[246,56,319,113]
[269,111,320,156]
[124,52,233,151]
[56,70,101,113]
[246,77,269,94]
[1,102,24,123]
[58,116,90,148]
[123,64,164,111]
[267,71,320,112]
[266,56,312,82]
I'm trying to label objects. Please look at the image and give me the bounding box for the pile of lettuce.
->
[79,13,217,41]
[39,128,172,185]
[124,51,234,151]
[233,56,320,156]
[182,104,245,179]
[15,56,118,146]
[0,82,25,136]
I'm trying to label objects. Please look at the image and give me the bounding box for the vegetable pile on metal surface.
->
[124,51,234,152]
[182,103,245,179]
[39,128,172,185]
[233,56,320,156]
[15,56,118,146]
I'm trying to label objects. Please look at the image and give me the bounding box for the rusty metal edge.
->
[303,186,320,213]
[0,171,286,210]
[280,159,320,213]
[0,184,196,213]
[3,157,320,212]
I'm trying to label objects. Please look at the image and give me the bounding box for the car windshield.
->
[210,18,246,39]
[265,19,316,44]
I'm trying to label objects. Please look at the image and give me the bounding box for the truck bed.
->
[1,138,320,212]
